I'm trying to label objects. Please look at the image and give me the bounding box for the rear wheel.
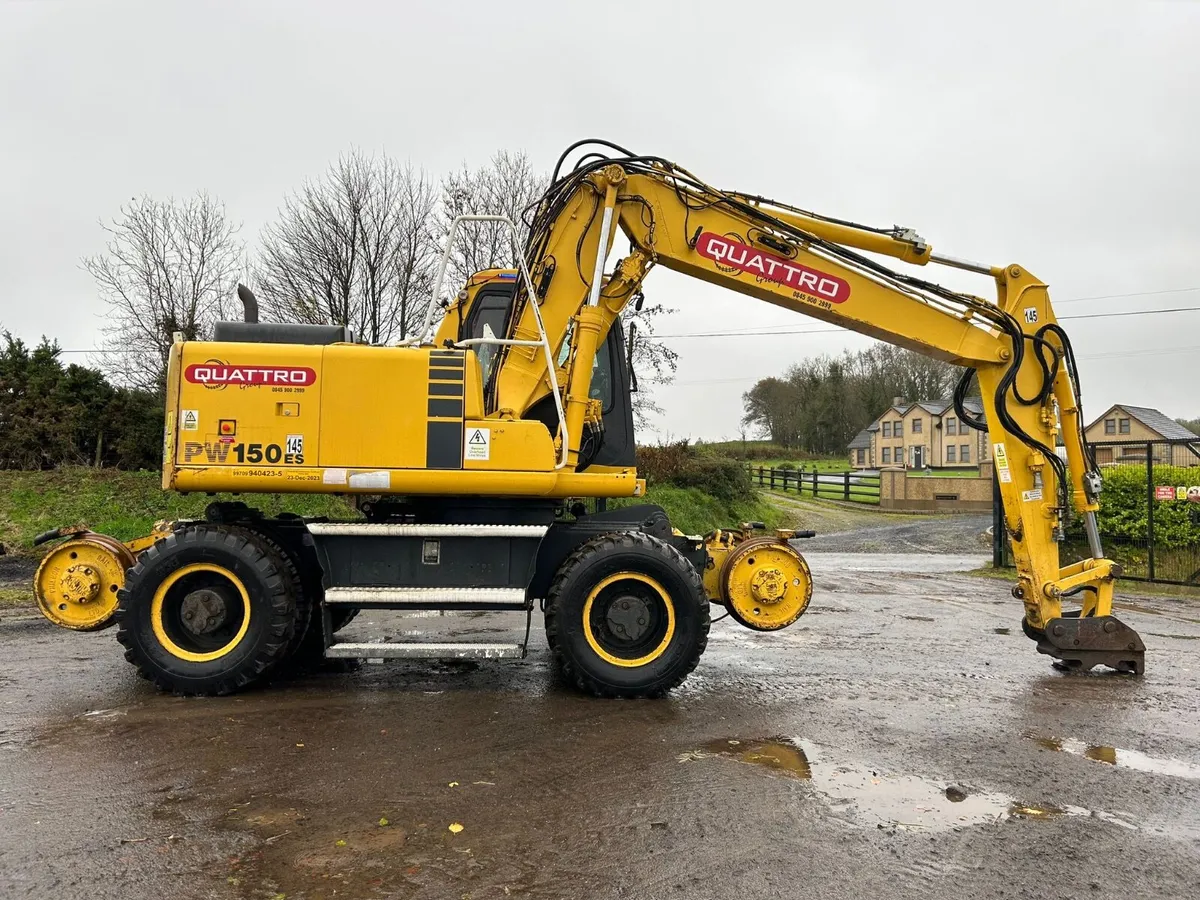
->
[545,531,709,698]
[115,525,296,695]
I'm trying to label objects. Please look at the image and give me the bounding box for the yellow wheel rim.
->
[720,539,812,631]
[582,571,676,668]
[151,563,252,662]
[34,535,134,631]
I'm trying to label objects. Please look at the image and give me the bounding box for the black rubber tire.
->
[115,525,296,696]
[226,526,311,662]
[330,607,359,632]
[544,531,709,698]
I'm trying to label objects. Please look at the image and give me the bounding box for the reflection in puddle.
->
[686,738,1137,831]
[1029,735,1200,780]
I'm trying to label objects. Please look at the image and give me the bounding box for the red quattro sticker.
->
[184,364,317,386]
[695,232,851,303]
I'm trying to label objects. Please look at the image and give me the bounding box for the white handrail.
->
[411,214,569,470]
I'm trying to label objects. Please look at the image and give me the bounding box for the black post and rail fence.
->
[748,465,881,504]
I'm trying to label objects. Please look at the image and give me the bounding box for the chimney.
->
[893,396,905,407]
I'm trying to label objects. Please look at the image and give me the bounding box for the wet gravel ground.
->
[799,512,993,554]
[2,532,1199,899]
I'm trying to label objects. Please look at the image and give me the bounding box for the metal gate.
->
[995,439,1200,585]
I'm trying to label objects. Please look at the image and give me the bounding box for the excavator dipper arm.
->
[476,146,1143,674]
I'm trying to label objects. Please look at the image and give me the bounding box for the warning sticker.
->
[465,427,491,461]
[1022,488,1043,502]
[992,442,1012,483]
[1156,485,1176,501]
[181,409,199,432]
[286,434,304,456]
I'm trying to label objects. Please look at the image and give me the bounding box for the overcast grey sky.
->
[2,0,1198,440]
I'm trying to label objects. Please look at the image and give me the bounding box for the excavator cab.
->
[455,273,636,469]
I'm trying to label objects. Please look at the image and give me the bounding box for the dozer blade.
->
[1032,615,1145,675]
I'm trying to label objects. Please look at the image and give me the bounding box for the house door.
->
[913,446,924,469]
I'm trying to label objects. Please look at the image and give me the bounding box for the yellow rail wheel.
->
[115,525,297,696]
[34,534,135,631]
[545,531,709,698]
[719,538,812,631]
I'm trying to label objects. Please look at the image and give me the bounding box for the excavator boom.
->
[439,144,1143,674]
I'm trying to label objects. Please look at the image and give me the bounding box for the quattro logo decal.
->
[694,232,851,303]
[185,364,317,386]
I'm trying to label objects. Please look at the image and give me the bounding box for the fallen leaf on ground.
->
[295,743,304,748]
[448,781,459,787]
[379,817,390,827]
[335,839,347,847]
[448,823,464,834]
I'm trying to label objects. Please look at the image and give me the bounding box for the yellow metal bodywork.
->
[33,523,174,630]
[162,340,642,498]
[704,529,813,630]
[581,571,676,668]
[34,533,134,631]
[147,153,1120,646]
[151,562,251,662]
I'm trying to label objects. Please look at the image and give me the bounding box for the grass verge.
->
[0,468,355,556]
[612,484,783,536]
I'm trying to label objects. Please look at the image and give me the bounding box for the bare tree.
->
[255,150,439,344]
[437,150,547,293]
[83,194,242,390]
[622,302,679,428]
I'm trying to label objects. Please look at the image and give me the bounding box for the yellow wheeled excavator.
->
[33,138,1144,696]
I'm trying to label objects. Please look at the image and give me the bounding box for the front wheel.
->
[545,532,709,698]
[115,525,297,695]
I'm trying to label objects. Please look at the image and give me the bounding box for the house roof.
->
[1089,404,1200,441]
[852,398,986,448]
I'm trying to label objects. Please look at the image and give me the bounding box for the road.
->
[2,523,1199,899]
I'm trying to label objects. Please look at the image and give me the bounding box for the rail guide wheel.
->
[718,537,812,631]
[34,533,135,631]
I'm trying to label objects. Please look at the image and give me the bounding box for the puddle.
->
[1029,735,1200,780]
[685,737,1136,832]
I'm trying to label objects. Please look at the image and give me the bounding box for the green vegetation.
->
[0,335,163,470]
[0,468,355,556]
[618,484,782,536]
[616,442,783,534]
[1068,464,1200,550]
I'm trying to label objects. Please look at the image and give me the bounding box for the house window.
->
[960,443,970,463]
[945,417,957,435]
[1104,418,1116,435]
[894,421,903,437]
[882,447,891,464]
[946,445,956,463]
[1119,418,1130,434]
[912,418,922,434]
[856,448,865,465]
[882,422,891,438]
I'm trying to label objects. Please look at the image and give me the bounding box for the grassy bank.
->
[0,468,354,556]
[615,484,783,536]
